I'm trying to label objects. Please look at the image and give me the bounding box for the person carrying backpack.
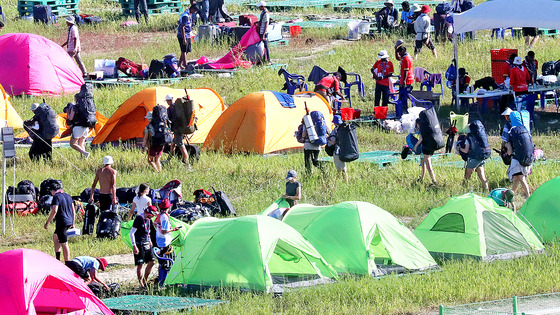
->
[24,103,58,161]
[327,115,349,183]
[504,111,534,198]
[143,110,169,173]
[457,121,490,191]
[165,95,191,167]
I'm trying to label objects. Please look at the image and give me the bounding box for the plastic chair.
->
[329,71,365,108]
[408,92,433,109]
[420,71,444,97]
[278,68,308,95]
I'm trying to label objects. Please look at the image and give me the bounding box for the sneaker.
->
[83,151,90,159]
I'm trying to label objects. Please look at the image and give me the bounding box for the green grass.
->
[2,1,560,313]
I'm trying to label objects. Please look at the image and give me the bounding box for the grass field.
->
[2,0,560,313]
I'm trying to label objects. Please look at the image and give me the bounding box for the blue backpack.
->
[310,111,327,146]
[467,120,491,160]
[295,124,305,143]
[510,126,534,166]
[436,2,452,14]
[445,63,457,81]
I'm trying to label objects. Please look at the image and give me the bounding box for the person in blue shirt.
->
[178,6,198,70]
[43,181,75,262]
[66,256,110,291]
[399,1,415,35]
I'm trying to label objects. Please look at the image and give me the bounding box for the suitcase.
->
[96,210,121,239]
[267,22,284,42]
[198,25,219,42]
[33,5,53,24]
[239,14,257,26]
[83,203,98,235]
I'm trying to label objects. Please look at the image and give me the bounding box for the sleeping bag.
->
[418,107,444,152]
[310,111,328,146]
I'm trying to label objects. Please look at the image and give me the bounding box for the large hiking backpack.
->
[39,179,62,198]
[96,209,121,239]
[116,57,139,76]
[148,59,166,79]
[163,54,180,78]
[173,92,197,135]
[212,187,236,216]
[74,83,97,128]
[295,124,305,143]
[185,144,201,164]
[310,111,328,146]
[83,203,98,235]
[336,123,359,162]
[467,120,491,160]
[510,126,534,166]
[436,2,452,14]
[459,0,475,11]
[542,61,556,76]
[418,107,445,152]
[35,104,59,139]
[150,105,172,148]
[17,180,37,201]
[38,195,53,214]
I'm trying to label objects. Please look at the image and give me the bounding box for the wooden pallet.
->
[122,6,180,15]
[19,4,79,16]
[120,0,181,7]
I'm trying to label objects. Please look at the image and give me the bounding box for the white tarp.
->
[454,0,560,34]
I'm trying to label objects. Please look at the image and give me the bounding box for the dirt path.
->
[103,253,143,285]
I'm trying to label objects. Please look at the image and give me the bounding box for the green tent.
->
[519,176,560,242]
[282,201,437,276]
[164,215,338,292]
[120,216,189,250]
[259,198,291,218]
[414,193,544,261]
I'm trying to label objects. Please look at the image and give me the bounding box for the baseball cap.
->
[286,170,297,180]
[97,257,108,271]
[421,5,431,13]
[159,199,172,210]
[30,103,40,111]
[145,205,158,215]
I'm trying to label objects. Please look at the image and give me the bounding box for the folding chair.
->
[278,68,307,95]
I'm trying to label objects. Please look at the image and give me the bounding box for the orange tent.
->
[0,84,24,129]
[92,87,225,145]
[203,91,333,154]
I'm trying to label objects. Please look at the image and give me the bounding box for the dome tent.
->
[0,84,24,128]
[282,201,437,276]
[519,176,560,242]
[0,33,84,96]
[203,91,333,154]
[414,193,544,261]
[164,215,338,292]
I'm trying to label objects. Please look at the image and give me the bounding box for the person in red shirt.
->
[397,45,414,117]
[372,50,394,107]
[510,56,532,94]
[313,72,345,105]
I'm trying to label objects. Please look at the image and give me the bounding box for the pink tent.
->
[0,33,85,96]
[0,248,113,315]
[203,24,261,69]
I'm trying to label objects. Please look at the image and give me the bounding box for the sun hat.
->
[421,5,431,13]
[103,155,114,165]
[30,103,40,111]
[412,4,421,12]
[257,1,266,7]
[145,205,158,215]
[159,199,172,210]
[513,56,523,65]
[97,258,108,271]
[501,108,513,116]
[332,114,343,125]
[145,111,152,120]
[65,15,75,24]
[377,50,389,59]
[165,94,174,101]
[384,0,394,5]
[286,170,297,180]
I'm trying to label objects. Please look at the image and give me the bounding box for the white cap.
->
[384,0,394,5]
[145,111,152,119]
[165,94,174,101]
[103,155,114,165]
[257,1,266,7]
[377,50,389,59]
[513,56,523,65]
[502,108,513,116]
[412,3,421,12]
[30,103,40,111]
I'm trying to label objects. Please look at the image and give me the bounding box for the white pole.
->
[453,33,460,110]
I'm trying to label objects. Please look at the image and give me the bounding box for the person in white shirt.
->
[154,199,182,251]
[127,183,152,221]
[413,5,437,59]
[61,16,87,77]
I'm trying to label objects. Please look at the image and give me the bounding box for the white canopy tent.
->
[451,0,560,105]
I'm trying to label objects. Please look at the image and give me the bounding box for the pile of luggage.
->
[170,188,236,224]
[115,53,181,79]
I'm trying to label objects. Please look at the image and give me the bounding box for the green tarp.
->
[164,215,338,292]
[519,176,560,242]
[282,201,437,276]
[414,193,544,260]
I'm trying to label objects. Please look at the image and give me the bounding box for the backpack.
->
[17,180,37,201]
[33,5,53,24]
[459,0,475,11]
[83,203,98,235]
[148,59,166,79]
[310,111,328,146]
[39,179,61,197]
[455,134,469,161]
[336,123,360,162]
[542,61,556,76]
[418,107,445,152]
[163,54,180,78]
[34,103,59,139]
[149,105,172,148]
[173,92,197,135]
[96,210,121,239]
[467,120,491,160]
[212,188,236,216]
[509,126,534,166]
[74,83,97,128]
[185,144,201,164]
[116,57,139,76]
[80,188,100,202]
[295,124,305,143]
[436,2,452,14]
[445,63,457,81]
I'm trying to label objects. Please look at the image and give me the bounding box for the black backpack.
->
[96,210,121,239]
[185,144,201,164]
[148,59,166,79]
[460,0,475,11]
[436,2,452,14]
[418,107,445,152]
[467,120,491,160]
[542,61,556,76]
[17,180,37,201]
[83,203,98,235]
[80,188,100,202]
[510,126,535,166]
[212,188,236,216]
[74,83,97,128]
[149,105,172,148]
[336,123,359,162]
[456,135,469,162]
[40,179,62,198]
[34,104,59,140]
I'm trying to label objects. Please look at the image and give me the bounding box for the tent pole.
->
[453,33,460,110]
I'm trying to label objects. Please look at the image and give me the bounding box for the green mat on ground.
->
[318,150,450,169]
[102,295,226,313]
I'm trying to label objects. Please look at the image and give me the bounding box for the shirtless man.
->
[90,156,117,211]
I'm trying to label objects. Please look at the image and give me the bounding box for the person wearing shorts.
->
[328,115,348,183]
[66,256,110,291]
[44,181,75,262]
[130,206,157,288]
[458,137,489,191]
[522,27,539,48]
[143,112,164,173]
[414,5,437,59]
[165,94,190,167]
[67,101,91,159]
[413,134,438,186]
[177,6,197,69]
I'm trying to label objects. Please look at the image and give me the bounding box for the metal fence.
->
[440,293,560,315]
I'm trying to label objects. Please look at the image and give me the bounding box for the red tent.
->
[0,248,113,315]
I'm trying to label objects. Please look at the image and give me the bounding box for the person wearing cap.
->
[394,39,404,61]
[314,72,345,107]
[90,155,118,211]
[143,111,165,173]
[396,45,414,117]
[130,206,157,288]
[282,170,301,207]
[165,94,191,167]
[509,56,532,95]
[489,188,516,212]
[66,99,91,159]
[256,1,271,64]
[44,180,75,262]
[503,111,533,199]
[327,115,349,183]
[500,108,513,142]
[372,50,394,108]
[61,16,87,77]
[25,103,55,161]
[375,0,399,33]
[154,199,183,252]
[177,6,198,70]
[414,5,437,60]
[66,256,110,291]
[399,2,415,36]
